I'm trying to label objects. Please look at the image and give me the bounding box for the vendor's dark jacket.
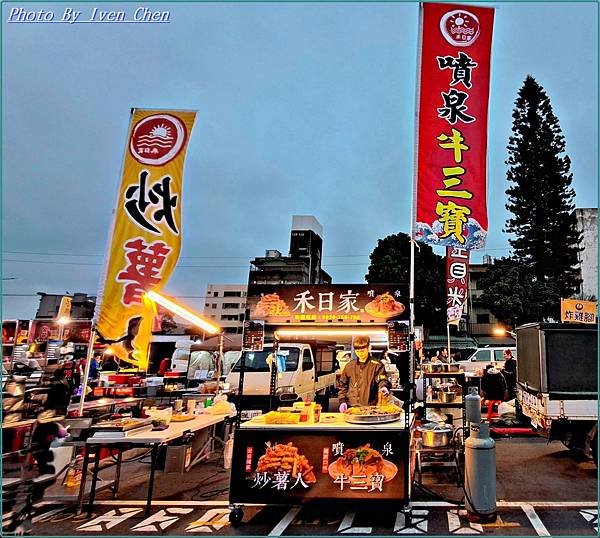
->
[338,357,391,407]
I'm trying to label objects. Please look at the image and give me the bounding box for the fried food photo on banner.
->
[255,442,316,484]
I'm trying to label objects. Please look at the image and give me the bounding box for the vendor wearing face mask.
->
[338,336,391,412]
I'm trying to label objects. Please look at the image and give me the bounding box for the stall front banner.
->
[413,3,494,250]
[230,429,408,503]
[247,284,408,324]
[95,109,197,369]
[446,246,469,326]
[560,298,597,324]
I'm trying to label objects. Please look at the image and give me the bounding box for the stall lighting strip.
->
[275,328,387,337]
[145,290,222,335]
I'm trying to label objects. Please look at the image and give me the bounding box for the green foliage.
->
[479,258,558,326]
[365,232,446,332]
[481,76,582,323]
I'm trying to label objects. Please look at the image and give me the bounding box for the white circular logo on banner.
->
[440,10,481,47]
[129,114,187,165]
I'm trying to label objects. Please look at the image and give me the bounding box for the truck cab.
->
[225,341,336,412]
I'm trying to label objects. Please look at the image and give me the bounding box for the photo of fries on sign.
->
[249,442,317,492]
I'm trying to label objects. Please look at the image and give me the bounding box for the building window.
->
[212,304,217,309]
[222,303,240,309]
[476,313,490,324]
[204,303,209,308]
[223,291,242,297]
[212,291,219,297]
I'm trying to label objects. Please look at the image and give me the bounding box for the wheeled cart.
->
[227,413,415,526]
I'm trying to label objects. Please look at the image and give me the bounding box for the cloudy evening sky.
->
[2,1,598,319]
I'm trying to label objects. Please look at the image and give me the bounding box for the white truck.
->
[516,322,598,464]
[225,340,337,413]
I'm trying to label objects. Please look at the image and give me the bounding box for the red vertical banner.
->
[414,3,494,250]
[446,247,469,325]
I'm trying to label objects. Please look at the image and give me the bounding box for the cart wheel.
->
[229,508,243,527]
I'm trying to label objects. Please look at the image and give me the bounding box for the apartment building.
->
[203,284,248,334]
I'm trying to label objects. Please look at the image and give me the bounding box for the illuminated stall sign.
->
[387,320,410,352]
[413,3,494,250]
[62,320,93,343]
[230,429,409,503]
[246,284,408,324]
[2,321,17,345]
[29,320,60,343]
[242,320,265,351]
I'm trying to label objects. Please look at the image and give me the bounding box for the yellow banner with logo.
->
[560,298,597,324]
[95,109,197,369]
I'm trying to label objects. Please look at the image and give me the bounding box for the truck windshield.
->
[232,348,299,372]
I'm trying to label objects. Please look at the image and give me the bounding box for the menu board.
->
[230,429,409,503]
[242,320,264,352]
[387,321,409,352]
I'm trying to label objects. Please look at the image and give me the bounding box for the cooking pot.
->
[439,390,457,403]
[417,422,454,447]
[421,363,441,374]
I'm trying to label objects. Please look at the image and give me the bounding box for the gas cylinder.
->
[465,386,481,425]
[464,422,496,523]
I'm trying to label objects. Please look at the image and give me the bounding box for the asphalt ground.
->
[25,436,598,536]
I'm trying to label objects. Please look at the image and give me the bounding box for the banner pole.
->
[78,327,97,416]
[447,323,451,363]
[217,332,224,395]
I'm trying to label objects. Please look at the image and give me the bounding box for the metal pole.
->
[447,323,451,362]
[216,332,224,394]
[78,328,97,416]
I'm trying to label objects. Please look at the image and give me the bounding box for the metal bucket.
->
[418,423,454,447]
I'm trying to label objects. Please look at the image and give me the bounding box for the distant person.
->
[502,349,517,400]
[481,364,508,421]
[435,348,449,363]
[45,368,72,415]
[101,355,120,371]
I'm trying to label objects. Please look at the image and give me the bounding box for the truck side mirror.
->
[279,392,299,402]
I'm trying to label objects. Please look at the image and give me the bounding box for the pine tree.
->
[504,75,582,317]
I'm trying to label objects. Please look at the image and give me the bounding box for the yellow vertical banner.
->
[95,109,197,369]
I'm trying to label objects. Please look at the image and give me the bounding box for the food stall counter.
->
[241,411,413,431]
[230,411,415,508]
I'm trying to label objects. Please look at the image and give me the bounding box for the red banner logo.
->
[129,114,187,165]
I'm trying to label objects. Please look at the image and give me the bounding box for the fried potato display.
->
[255,442,316,483]
[344,403,402,416]
[264,411,301,424]
[254,293,291,317]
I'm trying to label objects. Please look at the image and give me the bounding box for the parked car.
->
[453,346,517,373]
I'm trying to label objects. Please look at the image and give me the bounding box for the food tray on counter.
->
[343,412,403,424]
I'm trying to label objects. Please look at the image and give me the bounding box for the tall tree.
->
[502,75,582,319]
[365,232,446,332]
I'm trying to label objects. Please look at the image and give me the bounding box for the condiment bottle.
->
[299,402,310,422]
[313,404,322,423]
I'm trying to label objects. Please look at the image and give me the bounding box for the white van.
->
[454,347,517,373]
